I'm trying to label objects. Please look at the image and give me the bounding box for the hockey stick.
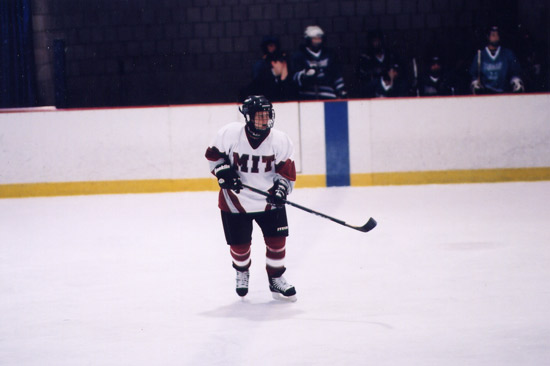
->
[477,49,481,83]
[412,58,419,97]
[242,184,377,233]
[474,49,482,95]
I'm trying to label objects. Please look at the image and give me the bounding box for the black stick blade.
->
[354,217,377,232]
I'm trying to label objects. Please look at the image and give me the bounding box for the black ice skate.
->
[269,275,297,302]
[235,269,249,297]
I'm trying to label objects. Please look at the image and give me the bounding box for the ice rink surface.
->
[1,182,550,365]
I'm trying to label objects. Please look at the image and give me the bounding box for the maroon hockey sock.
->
[230,243,251,271]
[265,237,286,277]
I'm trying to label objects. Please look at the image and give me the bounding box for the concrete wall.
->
[1,94,549,197]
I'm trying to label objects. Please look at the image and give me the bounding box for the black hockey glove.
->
[267,179,289,207]
[214,163,242,193]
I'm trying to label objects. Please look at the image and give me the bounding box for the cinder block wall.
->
[30,0,547,107]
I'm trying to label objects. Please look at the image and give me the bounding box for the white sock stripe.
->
[266,257,285,267]
[266,245,285,253]
[233,258,251,267]
[230,247,251,257]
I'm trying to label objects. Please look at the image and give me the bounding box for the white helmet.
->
[304,25,324,39]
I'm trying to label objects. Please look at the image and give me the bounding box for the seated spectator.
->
[419,55,457,96]
[365,62,408,98]
[470,26,524,94]
[357,30,399,97]
[241,50,298,102]
[291,25,347,100]
[515,27,548,92]
[252,36,281,80]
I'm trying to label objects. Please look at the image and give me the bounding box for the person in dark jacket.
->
[291,25,347,100]
[357,30,400,97]
[365,62,408,98]
[252,35,281,80]
[242,50,298,102]
[419,55,456,96]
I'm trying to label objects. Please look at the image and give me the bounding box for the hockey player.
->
[357,30,400,97]
[419,55,456,96]
[252,35,281,80]
[241,50,298,102]
[364,62,408,98]
[291,25,347,100]
[470,26,524,94]
[205,95,297,301]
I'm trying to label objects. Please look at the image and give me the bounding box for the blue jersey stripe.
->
[324,101,350,186]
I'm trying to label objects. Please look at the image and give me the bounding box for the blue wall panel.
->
[324,101,350,186]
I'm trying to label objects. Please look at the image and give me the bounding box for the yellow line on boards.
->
[294,174,326,188]
[0,178,219,199]
[1,168,549,199]
[0,175,328,199]
[351,167,550,186]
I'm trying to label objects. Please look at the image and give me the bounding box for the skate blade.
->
[271,292,297,302]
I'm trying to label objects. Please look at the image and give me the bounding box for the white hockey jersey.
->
[205,122,296,213]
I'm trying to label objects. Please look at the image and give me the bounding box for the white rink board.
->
[297,101,326,175]
[1,94,549,185]
[348,94,550,173]
[0,103,302,184]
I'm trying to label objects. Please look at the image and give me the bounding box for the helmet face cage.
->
[304,25,324,50]
[240,96,275,130]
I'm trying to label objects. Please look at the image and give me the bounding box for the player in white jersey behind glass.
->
[205,95,297,301]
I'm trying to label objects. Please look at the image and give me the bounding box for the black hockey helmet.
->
[486,25,500,37]
[367,30,384,44]
[483,25,502,48]
[367,30,385,51]
[260,35,280,55]
[265,49,288,63]
[239,95,275,130]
